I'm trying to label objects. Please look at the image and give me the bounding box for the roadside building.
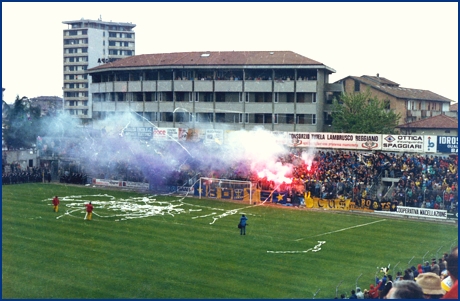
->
[335,75,454,125]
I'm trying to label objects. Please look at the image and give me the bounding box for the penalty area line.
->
[294,219,386,241]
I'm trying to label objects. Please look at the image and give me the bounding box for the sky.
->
[2,2,458,104]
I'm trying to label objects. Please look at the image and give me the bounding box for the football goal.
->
[198,177,254,204]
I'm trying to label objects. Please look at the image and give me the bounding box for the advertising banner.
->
[205,129,224,145]
[424,135,438,153]
[437,136,458,154]
[152,128,179,140]
[382,135,424,152]
[92,178,122,187]
[392,206,448,219]
[123,127,153,139]
[287,132,381,150]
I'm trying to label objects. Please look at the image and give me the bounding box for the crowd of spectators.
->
[13,136,460,214]
[337,246,458,299]
[78,147,458,214]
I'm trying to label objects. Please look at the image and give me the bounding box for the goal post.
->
[198,177,254,204]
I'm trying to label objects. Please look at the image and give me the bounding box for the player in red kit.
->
[52,196,60,212]
[84,202,94,221]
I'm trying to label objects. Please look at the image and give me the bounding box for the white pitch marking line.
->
[294,219,386,241]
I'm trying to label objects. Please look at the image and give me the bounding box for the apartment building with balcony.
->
[87,51,342,132]
[335,75,454,125]
[63,18,136,122]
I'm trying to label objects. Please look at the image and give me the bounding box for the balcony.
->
[324,83,343,92]
[215,80,243,92]
[296,80,317,92]
[194,80,213,92]
[173,80,193,92]
[244,80,272,92]
[157,80,172,92]
[128,81,142,92]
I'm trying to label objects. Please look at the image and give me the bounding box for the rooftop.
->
[88,51,333,72]
[339,75,452,103]
[397,114,458,129]
[63,18,136,28]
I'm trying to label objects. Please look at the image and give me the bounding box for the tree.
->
[331,90,401,134]
[3,96,42,149]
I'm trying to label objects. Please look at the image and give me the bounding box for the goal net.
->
[198,177,254,204]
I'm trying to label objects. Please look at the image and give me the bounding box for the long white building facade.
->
[87,51,342,132]
[63,18,136,121]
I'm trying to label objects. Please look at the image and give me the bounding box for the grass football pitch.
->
[2,183,457,299]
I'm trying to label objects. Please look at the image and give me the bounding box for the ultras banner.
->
[286,132,381,150]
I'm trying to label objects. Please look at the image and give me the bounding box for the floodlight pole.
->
[422,251,429,263]
[393,261,400,273]
[451,240,457,251]
[374,266,381,283]
[312,288,320,299]
[408,256,415,265]
[336,280,343,298]
[436,246,443,260]
[356,273,363,288]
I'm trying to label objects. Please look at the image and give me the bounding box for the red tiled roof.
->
[339,76,452,103]
[88,51,325,71]
[450,102,458,112]
[397,114,458,129]
[361,75,400,86]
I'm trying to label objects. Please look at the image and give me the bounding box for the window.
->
[296,114,315,124]
[354,80,360,92]
[134,93,143,102]
[109,41,116,46]
[384,100,391,110]
[156,92,162,102]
